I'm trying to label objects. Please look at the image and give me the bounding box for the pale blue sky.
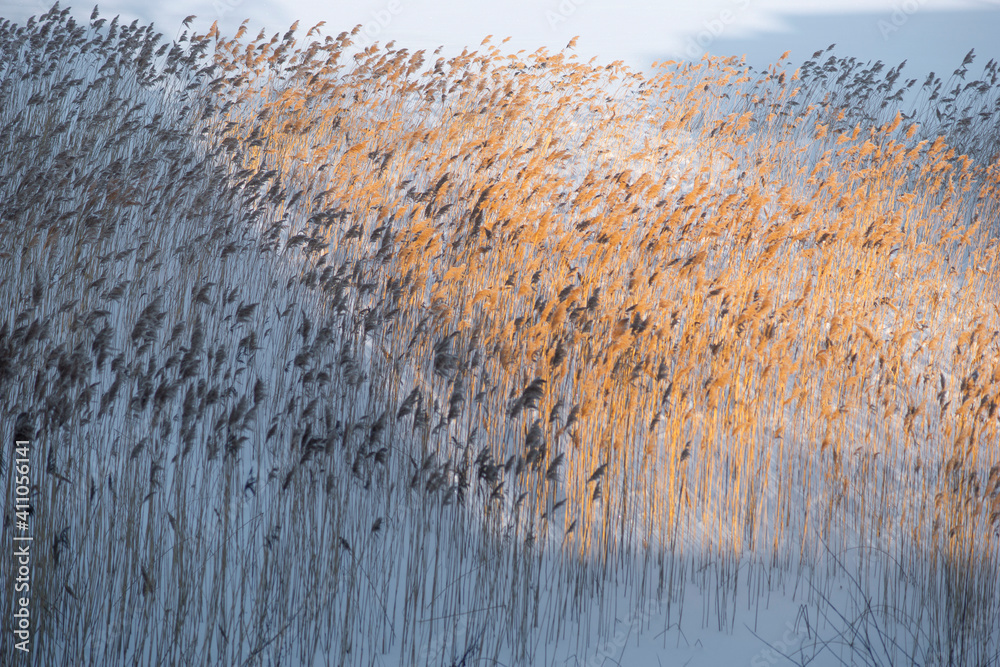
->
[4,0,999,80]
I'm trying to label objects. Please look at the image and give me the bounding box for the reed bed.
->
[1,5,999,665]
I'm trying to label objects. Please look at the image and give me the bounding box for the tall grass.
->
[2,5,999,665]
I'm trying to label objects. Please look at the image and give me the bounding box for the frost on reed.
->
[1,4,999,666]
